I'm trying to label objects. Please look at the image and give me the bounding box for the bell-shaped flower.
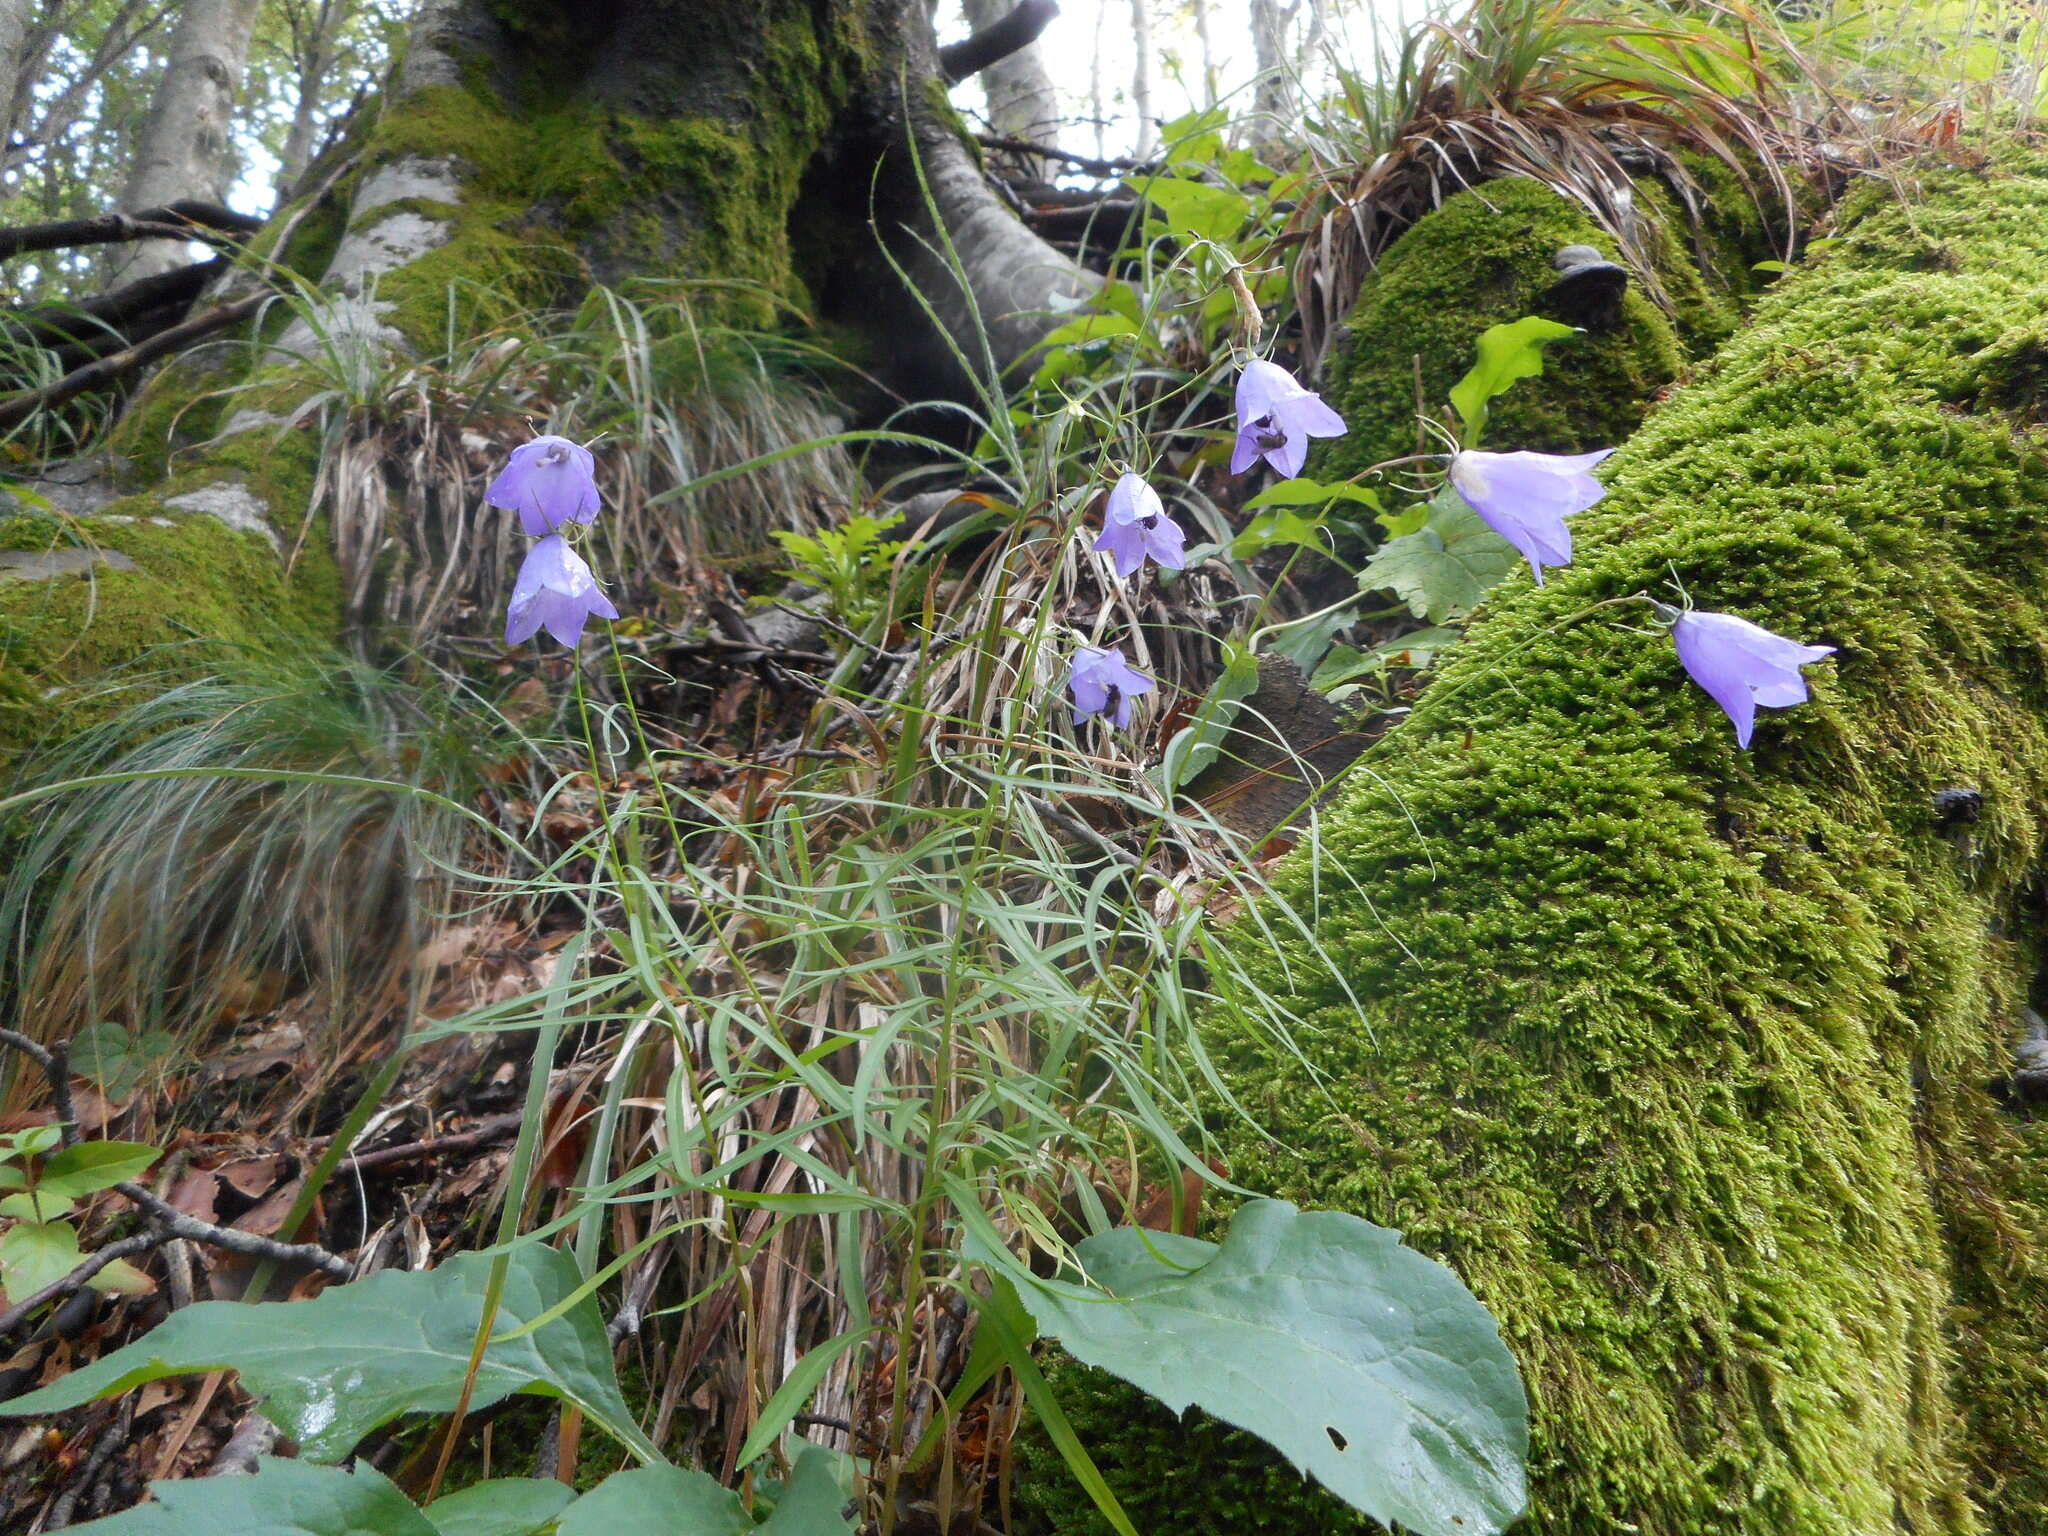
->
[1092,472,1186,580]
[1231,358,1346,479]
[505,534,619,649]
[1066,644,1154,729]
[1449,448,1614,585]
[1672,609,1834,748]
[487,434,601,536]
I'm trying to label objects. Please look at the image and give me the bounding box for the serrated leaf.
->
[1448,316,1580,444]
[0,1244,657,1464]
[1358,489,1520,622]
[0,1219,82,1303]
[59,1458,435,1536]
[39,1141,161,1199]
[425,1478,576,1536]
[1001,1200,1528,1536]
[71,1021,182,1100]
[1311,627,1464,693]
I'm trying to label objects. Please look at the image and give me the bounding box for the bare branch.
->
[0,289,266,430]
[939,0,1059,85]
[0,202,265,261]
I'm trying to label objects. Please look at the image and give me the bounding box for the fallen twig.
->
[0,290,268,431]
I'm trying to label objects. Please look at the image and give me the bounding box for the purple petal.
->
[1672,611,1831,747]
[504,534,617,649]
[1105,473,1163,528]
[1272,390,1347,441]
[1142,513,1186,571]
[1066,645,1154,728]
[1235,359,1295,427]
[1092,521,1148,580]
[488,435,601,536]
[1263,432,1308,480]
[1231,421,1267,476]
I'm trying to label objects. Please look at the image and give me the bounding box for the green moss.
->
[1315,177,1718,482]
[359,2,870,344]
[0,410,339,760]
[1022,154,2048,1535]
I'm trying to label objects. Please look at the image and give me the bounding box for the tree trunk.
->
[1128,0,1153,155]
[1251,0,1295,138]
[108,0,264,284]
[0,0,33,166]
[0,0,1094,753]
[274,0,353,200]
[960,0,1060,153]
[1026,156,2048,1534]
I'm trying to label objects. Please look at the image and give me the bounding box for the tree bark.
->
[0,0,33,166]
[1128,0,1154,155]
[108,0,263,285]
[959,0,1061,172]
[274,0,353,199]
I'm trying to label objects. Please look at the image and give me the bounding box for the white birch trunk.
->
[961,0,1061,166]
[109,0,264,284]
[1128,0,1153,156]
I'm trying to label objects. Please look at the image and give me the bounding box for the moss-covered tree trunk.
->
[0,0,1091,754]
[1027,154,2048,1535]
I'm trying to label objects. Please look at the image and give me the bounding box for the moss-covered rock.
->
[1019,154,2048,1535]
[1313,175,1744,484]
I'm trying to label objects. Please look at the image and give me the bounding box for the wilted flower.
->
[1670,608,1834,749]
[505,534,619,648]
[1449,448,1614,585]
[487,434,601,535]
[1066,645,1155,729]
[1231,358,1346,479]
[1092,472,1186,579]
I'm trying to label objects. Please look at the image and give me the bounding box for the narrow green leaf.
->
[735,1328,872,1471]
[1242,477,1382,512]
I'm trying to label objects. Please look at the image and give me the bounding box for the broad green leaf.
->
[59,1457,435,1536]
[1230,510,1326,559]
[0,1244,658,1464]
[755,1447,860,1533]
[0,1219,82,1302]
[71,1021,184,1099]
[1242,477,1382,512]
[1358,488,1520,622]
[0,1190,74,1222]
[1003,1200,1529,1536]
[39,1141,162,1199]
[1158,641,1263,792]
[1448,316,1579,444]
[1141,177,1252,245]
[425,1479,576,1536]
[554,1466,750,1535]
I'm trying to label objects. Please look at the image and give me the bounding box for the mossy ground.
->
[1020,153,2048,1536]
[1313,175,1744,484]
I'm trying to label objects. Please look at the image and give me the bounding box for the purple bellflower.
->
[1670,608,1834,749]
[487,434,601,536]
[1448,448,1615,585]
[1067,645,1155,729]
[506,534,619,649]
[1092,472,1186,579]
[1231,358,1346,479]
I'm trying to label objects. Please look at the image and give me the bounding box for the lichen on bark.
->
[1019,153,2048,1535]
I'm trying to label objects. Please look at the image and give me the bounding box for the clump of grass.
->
[0,646,520,1060]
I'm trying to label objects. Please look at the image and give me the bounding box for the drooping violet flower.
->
[487,434,601,535]
[1066,645,1155,729]
[1092,472,1186,580]
[505,534,619,648]
[1670,609,1834,749]
[1448,448,1614,585]
[1231,358,1346,479]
